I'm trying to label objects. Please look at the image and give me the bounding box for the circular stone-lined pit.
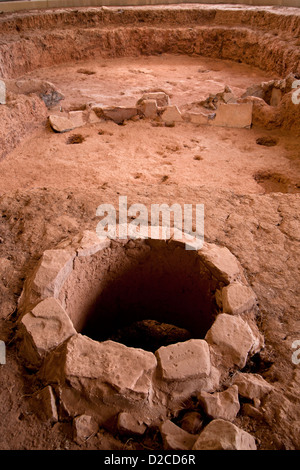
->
[17,229,263,433]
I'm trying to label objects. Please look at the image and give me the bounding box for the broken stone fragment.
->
[192,419,256,450]
[73,414,98,444]
[210,102,253,129]
[199,242,244,284]
[76,230,111,257]
[117,412,147,437]
[198,385,240,421]
[233,372,273,400]
[205,313,256,369]
[0,80,6,105]
[31,249,75,300]
[49,115,75,133]
[68,110,86,128]
[92,105,138,124]
[156,339,210,381]
[31,385,58,423]
[139,92,169,107]
[137,99,158,119]
[20,297,76,365]
[161,105,183,124]
[160,420,198,450]
[45,334,157,404]
[187,112,210,125]
[221,282,257,315]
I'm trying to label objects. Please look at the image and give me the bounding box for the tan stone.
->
[20,297,76,364]
[68,110,86,127]
[76,230,111,257]
[138,99,158,119]
[140,92,169,107]
[92,105,137,124]
[160,420,198,450]
[73,414,98,444]
[221,283,257,315]
[198,385,240,421]
[199,242,243,283]
[205,313,255,368]
[88,109,101,123]
[233,372,273,400]
[193,419,256,450]
[156,339,210,381]
[49,115,75,133]
[51,335,157,402]
[161,105,183,123]
[210,102,253,129]
[117,412,147,436]
[32,249,75,299]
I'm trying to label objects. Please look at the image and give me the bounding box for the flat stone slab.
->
[205,313,255,368]
[221,282,257,315]
[193,419,257,450]
[161,105,183,123]
[210,102,253,128]
[156,339,211,381]
[93,106,138,124]
[49,115,75,133]
[21,297,76,363]
[76,230,111,257]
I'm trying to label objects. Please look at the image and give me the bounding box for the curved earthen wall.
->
[0,5,299,79]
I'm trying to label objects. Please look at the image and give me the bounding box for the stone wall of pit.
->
[17,230,264,428]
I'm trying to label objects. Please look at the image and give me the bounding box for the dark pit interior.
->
[60,239,221,352]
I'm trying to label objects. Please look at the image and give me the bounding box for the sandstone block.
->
[205,313,255,368]
[49,115,75,133]
[68,110,86,128]
[221,283,257,315]
[32,249,75,299]
[188,112,210,125]
[161,105,183,124]
[93,106,137,124]
[233,372,273,400]
[140,92,169,107]
[20,297,76,364]
[199,242,243,283]
[60,335,157,402]
[198,385,240,421]
[117,412,147,437]
[138,99,158,119]
[210,102,253,129]
[156,339,210,381]
[160,420,198,450]
[193,419,256,450]
[76,230,111,257]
